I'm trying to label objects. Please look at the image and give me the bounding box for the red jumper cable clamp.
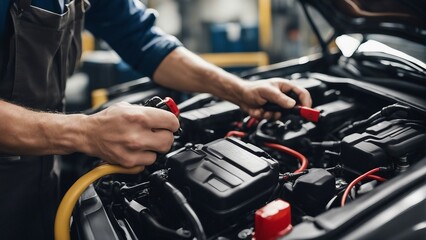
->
[144,96,182,135]
[263,102,321,122]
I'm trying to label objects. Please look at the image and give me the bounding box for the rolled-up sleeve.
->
[85,0,182,78]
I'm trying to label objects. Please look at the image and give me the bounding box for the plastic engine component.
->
[179,101,242,143]
[76,185,120,240]
[341,119,426,173]
[292,168,335,215]
[314,99,356,132]
[166,137,279,226]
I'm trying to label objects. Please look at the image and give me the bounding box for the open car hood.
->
[300,0,426,43]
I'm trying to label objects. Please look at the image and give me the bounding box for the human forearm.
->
[0,100,179,167]
[0,100,86,156]
[152,47,312,119]
[153,47,245,104]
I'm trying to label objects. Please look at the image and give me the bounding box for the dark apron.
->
[0,0,88,239]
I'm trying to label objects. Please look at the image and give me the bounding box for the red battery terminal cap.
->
[254,199,292,240]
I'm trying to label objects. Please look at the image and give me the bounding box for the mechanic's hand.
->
[238,78,312,119]
[80,102,180,167]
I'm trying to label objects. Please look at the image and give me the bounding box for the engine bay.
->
[74,72,426,240]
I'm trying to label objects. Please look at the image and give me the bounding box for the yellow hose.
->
[54,164,145,240]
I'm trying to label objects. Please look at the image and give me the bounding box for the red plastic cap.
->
[164,97,180,117]
[254,199,292,240]
[298,106,320,122]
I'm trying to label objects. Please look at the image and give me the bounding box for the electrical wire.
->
[339,103,412,136]
[54,164,144,240]
[264,142,309,173]
[340,167,386,207]
[125,198,190,239]
[149,171,207,240]
[246,117,258,128]
[225,131,309,174]
[225,130,247,138]
[280,170,309,181]
[139,211,190,239]
[162,182,207,240]
[326,189,348,210]
[366,174,386,182]
[341,166,386,182]
[309,141,341,148]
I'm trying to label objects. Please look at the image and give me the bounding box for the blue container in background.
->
[241,25,259,52]
[210,23,259,53]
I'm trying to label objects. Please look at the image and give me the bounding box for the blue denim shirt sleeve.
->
[85,0,182,78]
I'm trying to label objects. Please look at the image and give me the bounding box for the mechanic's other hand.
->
[238,78,312,119]
[80,102,180,167]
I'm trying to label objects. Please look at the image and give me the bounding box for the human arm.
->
[0,100,179,167]
[153,47,312,119]
[84,0,311,118]
[85,0,182,78]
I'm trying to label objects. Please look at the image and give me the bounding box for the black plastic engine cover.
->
[292,168,335,215]
[167,138,279,224]
[179,101,242,143]
[315,99,357,133]
[341,119,426,173]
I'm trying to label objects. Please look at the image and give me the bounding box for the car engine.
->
[73,72,426,240]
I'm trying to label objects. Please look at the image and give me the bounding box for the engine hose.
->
[54,164,144,240]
